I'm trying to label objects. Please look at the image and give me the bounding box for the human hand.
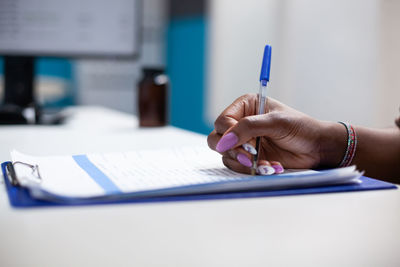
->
[207,94,345,175]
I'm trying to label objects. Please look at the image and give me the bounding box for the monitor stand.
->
[0,56,65,125]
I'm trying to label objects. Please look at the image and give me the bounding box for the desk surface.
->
[0,106,399,267]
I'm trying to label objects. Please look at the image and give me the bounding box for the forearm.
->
[320,122,400,182]
[353,126,400,182]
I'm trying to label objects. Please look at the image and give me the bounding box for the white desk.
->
[0,106,399,267]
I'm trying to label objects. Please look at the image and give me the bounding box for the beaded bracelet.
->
[338,122,357,167]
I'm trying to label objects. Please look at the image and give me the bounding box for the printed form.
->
[11,147,251,198]
[10,146,361,200]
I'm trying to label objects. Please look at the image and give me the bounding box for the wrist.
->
[318,121,348,168]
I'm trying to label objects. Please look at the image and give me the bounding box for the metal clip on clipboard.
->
[5,161,42,186]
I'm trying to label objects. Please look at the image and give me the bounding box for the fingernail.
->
[257,165,275,175]
[272,164,284,174]
[236,153,252,167]
[216,132,238,152]
[242,143,257,155]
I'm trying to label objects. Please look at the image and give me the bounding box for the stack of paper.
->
[10,146,363,202]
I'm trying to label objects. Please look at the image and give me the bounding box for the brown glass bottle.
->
[138,68,168,127]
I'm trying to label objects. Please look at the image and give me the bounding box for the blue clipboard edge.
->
[1,161,398,208]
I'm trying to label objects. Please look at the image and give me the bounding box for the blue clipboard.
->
[1,161,397,208]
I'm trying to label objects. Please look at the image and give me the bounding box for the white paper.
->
[10,146,362,200]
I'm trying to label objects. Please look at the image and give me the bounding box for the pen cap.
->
[259,45,272,82]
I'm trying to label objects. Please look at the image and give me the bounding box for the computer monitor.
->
[0,0,140,124]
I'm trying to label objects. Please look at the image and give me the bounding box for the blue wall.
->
[167,16,212,135]
[37,58,75,107]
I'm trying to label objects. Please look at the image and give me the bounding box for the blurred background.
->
[0,0,399,134]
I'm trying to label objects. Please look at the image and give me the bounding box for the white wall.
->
[207,0,283,124]
[378,0,400,127]
[207,0,400,128]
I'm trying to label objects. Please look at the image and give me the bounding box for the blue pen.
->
[251,45,272,175]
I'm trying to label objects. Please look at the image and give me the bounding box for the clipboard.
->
[2,161,397,208]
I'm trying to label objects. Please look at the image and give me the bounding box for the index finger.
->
[214,93,258,134]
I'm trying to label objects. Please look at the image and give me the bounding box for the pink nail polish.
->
[272,164,284,174]
[237,153,252,167]
[216,132,238,152]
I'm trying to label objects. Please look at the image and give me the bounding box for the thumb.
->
[215,112,284,153]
